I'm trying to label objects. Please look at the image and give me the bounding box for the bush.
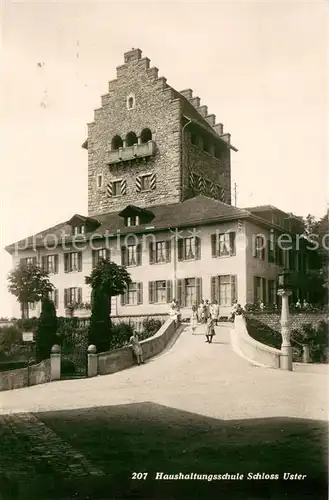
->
[108,323,135,350]
[16,317,39,332]
[142,318,163,337]
[35,299,58,363]
[291,320,329,363]
[0,325,22,350]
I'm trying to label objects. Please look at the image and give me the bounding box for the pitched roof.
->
[5,195,251,253]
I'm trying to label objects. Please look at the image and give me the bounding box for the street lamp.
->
[277,269,293,371]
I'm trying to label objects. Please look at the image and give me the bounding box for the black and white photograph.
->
[0,1,328,498]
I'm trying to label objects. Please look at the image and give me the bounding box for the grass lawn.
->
[1,402,327,499]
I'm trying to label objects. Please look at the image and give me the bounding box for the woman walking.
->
[205,314,216,343]
[191,304,198,335]
[130,332,144,365]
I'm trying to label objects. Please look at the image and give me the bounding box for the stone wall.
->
[87,49,182,216]
[98,317,177,375]
[0,359,51,392]
[247,312,328,334]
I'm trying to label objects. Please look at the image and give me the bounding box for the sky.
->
[0,0,328,317]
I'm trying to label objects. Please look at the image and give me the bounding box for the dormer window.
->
[126,215,140,227]
[73,225,85,235]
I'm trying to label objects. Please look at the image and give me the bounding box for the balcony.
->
[107,141,156,165]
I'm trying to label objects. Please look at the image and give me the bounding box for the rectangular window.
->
[141,174,152,191]
[149,241,171,264]
[64,287,82,306]
[177,237,201,261]
[121,282,143,306]
[21,257,37,266]
[253,235,266,260]
[73,225,85,235]
[126,215,140,227]
[267,239,276,263]
[97,174,103,188]
[42,254,59,274]
[121,244,142,267]
[176,277,202,307]
[211,232,236,257]
[211,275,237,306]
[48,289,59,309]
[64,252,82,272]
[112,181,121,196]
[92,248,110,268]
[253,276,262,304]
[268,280,276,306]
[149,280,172,304]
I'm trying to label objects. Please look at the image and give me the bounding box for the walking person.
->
[191,304,198,335]
[205,314,216,343]
[203,300,210,323]
[130,332,144,365]
[211,299,219,326]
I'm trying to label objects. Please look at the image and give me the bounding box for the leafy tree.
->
[7,262,54,319]
[85,259,132,351]
[35,298,58,362]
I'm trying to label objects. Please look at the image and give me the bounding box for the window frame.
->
[64,251,82,273]
[211,232,236,258]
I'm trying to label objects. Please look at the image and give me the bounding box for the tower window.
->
[126,215,140,227]
[141,128,152,143]
[126,131,138,147]
[97,174,103,188]
[111,135,123,150]
[190,133,197,146]
[126,94,135,110]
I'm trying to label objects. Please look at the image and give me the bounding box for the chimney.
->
[198,105,208,117]
[124,48,142,63]
[190,97,200,108]
[214,123,224,135]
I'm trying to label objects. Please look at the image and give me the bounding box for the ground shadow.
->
[0,402,327,499]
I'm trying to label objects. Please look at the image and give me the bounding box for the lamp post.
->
[277,269,293,371]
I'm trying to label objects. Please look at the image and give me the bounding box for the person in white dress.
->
[210,300,219,326]
[130,332,144,365]
[190,304,198,335]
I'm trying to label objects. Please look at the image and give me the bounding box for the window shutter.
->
[165,240,171,262]
[136,176,141,192]
[78,252,82,272]
[78,288,82,303]
[54,289,58,309]
[150,173,156,190]
[149,281,155,304]
[149,242,155,265]
[211,277,216,302]
[20,258,26,266]
[253,276,258,303]
[231,276,237,303]
[230,232,236,256]
[54,255,59,273]
[41,256,46,271]
[64,289,68,307]
[120,292,126,306]
[211,234,217,258]
[262,278,267,303]
[195,237,201,260]
[121,246,127,266]
[177,279,184,307]
[137,282,143,304]
[196,278,202,305]
[120,179,127,195]
[166,280,173,303]
[64,254,69,273]
[136,244,142,266]
[252,236,257,258]
[32,257,37,266]
[262,240,266,261]
[106,249,111,260]
[92,250,96,268]
[177,239,183,261]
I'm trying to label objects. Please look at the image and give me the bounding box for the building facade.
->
[6,49,309,319]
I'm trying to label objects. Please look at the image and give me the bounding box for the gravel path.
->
[0,325,327,421]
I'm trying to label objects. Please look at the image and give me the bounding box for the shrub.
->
[35,299,58,363]
[142,318,163,337]
[0,325,22,350]
[291,320,329,363]
[108,323,135,350]
[16,317,39,332]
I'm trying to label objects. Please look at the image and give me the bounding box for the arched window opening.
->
[128,97,134,109]
[111,135,123,150]
[140,128,152,143]
[126,131,138,147]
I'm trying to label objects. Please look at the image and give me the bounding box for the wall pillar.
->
[277,290,293,371]
[88,345,98,377]
[50,344,61,381]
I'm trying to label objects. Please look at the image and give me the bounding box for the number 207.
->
[132,472,148,480]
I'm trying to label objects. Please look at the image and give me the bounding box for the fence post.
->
[302,344,310,363]
[50,344,61,381]
[88,345,98,377]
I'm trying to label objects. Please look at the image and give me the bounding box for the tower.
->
[83,48,235,216]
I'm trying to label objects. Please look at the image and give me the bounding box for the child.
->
[130,332,144,365]
[191,304,198,335]
[205,314,216,343]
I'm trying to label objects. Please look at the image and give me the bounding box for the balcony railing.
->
[108,141,156,165]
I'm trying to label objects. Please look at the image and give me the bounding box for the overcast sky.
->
[0,0,327,317]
